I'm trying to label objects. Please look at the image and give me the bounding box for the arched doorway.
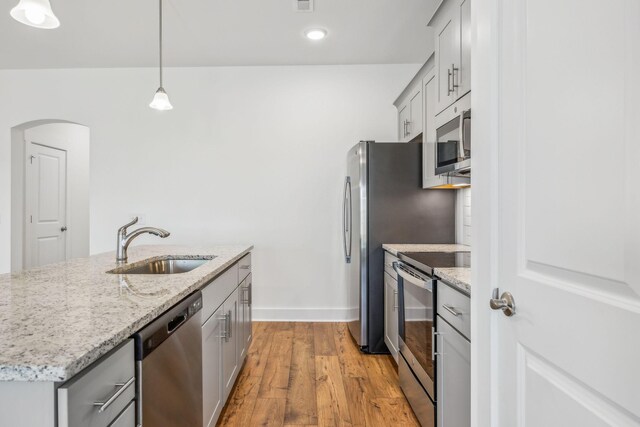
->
[10,120,90,272]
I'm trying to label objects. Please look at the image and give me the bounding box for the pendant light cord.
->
[159,0,163,88]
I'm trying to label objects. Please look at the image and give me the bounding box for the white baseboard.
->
[252,307,356,322]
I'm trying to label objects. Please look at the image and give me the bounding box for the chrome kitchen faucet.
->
[116,217,170,263]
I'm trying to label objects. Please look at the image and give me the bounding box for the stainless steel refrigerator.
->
[343,141,455,353]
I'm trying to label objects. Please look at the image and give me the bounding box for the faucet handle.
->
[118,217,139,234]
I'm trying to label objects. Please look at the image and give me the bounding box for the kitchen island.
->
[0,244,252,426]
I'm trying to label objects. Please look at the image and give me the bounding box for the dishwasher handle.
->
[167,311,187,333]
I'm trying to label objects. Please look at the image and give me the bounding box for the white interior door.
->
[25,142,68,268]
[475,0,640,425]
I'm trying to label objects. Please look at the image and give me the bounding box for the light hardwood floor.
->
[217,322,420,426]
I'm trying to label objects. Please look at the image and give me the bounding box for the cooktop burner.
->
[398,251,470,276]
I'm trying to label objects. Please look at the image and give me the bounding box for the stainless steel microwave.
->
[435,93,471,176]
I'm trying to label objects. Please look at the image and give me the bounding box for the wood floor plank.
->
[313,323,337,356]
[249,398,287,426]
[372,397,421,426]
[284,323,318,425]
[258,328,294,399]
[217,373,261,426]
[332,323,367,379]
[342,376,380,427]
[315,355,353,426]
[243,323,275,378]
[361,355,404,398]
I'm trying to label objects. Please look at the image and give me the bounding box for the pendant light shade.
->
[149,0,173,111]
[10,0,60,29]
[149,88,173,110]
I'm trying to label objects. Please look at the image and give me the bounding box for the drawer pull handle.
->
[93,376,135,413]
[240,265,250,270]
[442,304,462,317]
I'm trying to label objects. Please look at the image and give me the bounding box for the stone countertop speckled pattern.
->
[0,244,252,382]
[382,243,470,256]
[383,243,471,293]
[434,267,471,295]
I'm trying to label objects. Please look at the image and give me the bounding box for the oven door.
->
[394,261,436,399]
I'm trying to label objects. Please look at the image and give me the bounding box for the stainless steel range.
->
[394,251,470,427]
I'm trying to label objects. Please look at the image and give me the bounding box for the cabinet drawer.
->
[437,281,471,340]
[58,339,135,427]
[202,263,239,324]
[238,253,251,282]
[384,252,399,279]
[108,401,135,427]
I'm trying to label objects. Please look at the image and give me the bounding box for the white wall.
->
[0,64,419,320]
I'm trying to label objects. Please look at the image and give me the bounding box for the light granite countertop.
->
[383,243,471,294]
[434,268,471,295]
[0,244,252,382]
[382,243,470,256]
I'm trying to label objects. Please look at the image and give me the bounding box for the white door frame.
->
[10,120,90,272]
[470,0,500,423]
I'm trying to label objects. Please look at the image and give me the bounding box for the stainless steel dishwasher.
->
[134,291,203,427]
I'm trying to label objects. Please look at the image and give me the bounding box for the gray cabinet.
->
[436,318,470,427]
[238,273,252,363]
[436,280,470,427]
[58,340,135,427]
[383,251,400,363]
[395,79,424,142]
[221,288,239,402]
[200,253,253,427]
[384,272,399,362]
[202,305,224,427]
[429,0,472,115]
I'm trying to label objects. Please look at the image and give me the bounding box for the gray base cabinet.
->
[383,252,400,362]
[202,305,224,427]
[58,339,135,427]
[436,280,471,427]
[202,253,252,427]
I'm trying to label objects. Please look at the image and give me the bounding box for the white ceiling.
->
[0,0,437,69]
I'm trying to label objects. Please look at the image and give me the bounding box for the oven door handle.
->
[393,262,433,292]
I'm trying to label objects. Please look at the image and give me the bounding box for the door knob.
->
[60,226,68,232]
[490,288,516,316]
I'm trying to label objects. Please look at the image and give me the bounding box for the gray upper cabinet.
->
[429,0,472,115]
[395,78,424,142]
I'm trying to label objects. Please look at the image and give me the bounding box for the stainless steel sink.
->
[108,256,214,275]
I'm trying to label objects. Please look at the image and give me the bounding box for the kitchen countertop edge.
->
[0,244,253,382]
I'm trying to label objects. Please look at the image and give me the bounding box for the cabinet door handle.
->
[447,68,453,95]
[219,312,228,340]
[451,63,459,91]
[226,310,232,340]
[442,304,462,317]
[93,376,135,413]
[393,289,398,311]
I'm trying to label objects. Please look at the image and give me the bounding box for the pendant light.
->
[10,0,60,29]
[149,0,173,110]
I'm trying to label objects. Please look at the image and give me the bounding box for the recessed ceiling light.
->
[305,29,327,40]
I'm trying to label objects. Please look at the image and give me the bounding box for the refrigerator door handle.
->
[343,176,352,263]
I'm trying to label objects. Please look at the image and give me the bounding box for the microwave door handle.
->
[458,111,466,161]
[458,109,471,161]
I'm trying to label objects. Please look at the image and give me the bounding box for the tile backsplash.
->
[456,187,471,247]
